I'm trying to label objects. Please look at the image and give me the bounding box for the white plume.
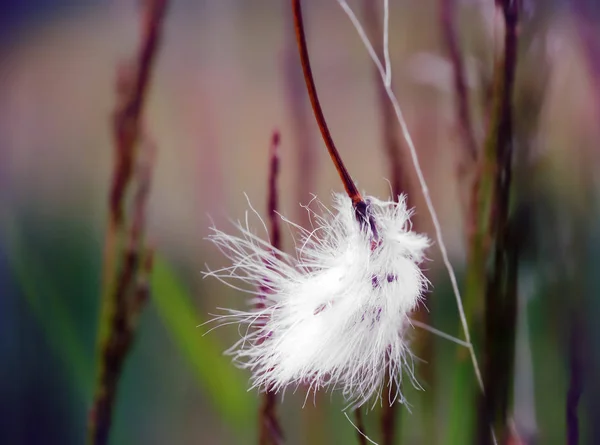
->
[204,193,430,409]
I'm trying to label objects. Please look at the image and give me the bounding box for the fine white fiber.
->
[204,193,430,409]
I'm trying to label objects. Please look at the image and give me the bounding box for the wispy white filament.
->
[336,0,484,393]
[383,0,391,87]
[345,411,380,445]
[205,194,430,408]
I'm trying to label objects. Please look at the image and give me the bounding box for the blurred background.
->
[2,0,600,444]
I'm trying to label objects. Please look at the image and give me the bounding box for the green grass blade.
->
[151,256,255,430]
[5,223,94,399]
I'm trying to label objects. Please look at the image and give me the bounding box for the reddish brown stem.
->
[441,0,478,165]
[567,311,584,445]
[258,131,284,445]
[89,137,158,445]
[380,390,396,445]
[570,1,600,131]
[110,0,168,226]
[283,5,317,229]
[268,131,282,253]
[88,1,167,444]
[354,408,368,445]
[291,0,362,206]
[478,1,520,443]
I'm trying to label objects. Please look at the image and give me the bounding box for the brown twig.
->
[89,136,158,445]
[570,0,600,129]
[380,381,396,445]
[110,0,167,227]
[291,0,362,207]
[258,131,284,445]
[477,1,520,443]
[88,1,167,444]
[267,132,282,255]
[283,6,318,229]
[441,0,479,166]
[354,408,368,445]
[441,0,482,241]
[567,310,584,445]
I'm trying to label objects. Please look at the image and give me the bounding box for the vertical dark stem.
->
[89,137,158,445]
[283,6,317,229]
[441,0,478,165]
[258,131,284,445]
[354,408,368,445]
[441,0,480,235]
[478,1,520,443]
[110,0,168,227]
[291,0,363,206]
[267,131,282,252]
[570,0,600,125]
[380,381,396,445]
[88,1,167,444]
[566,314,583,445]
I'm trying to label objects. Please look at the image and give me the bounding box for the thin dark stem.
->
[88,1,167,444]
[283,5,317,229]
[110,0,168,226]
[268,131,282,253]
[102,0,167,314]
[567,318,583,445]
[441,0,480,233]
[258,131,284,445]
[291,0,362,206]
[380,381,396,445]
[89,137,158,445]
[570,0,600,127]
[354,408,368,445]
[478,1,520,443]
[441,0,478,164]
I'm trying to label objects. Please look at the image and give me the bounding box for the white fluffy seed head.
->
[204,193,430,409]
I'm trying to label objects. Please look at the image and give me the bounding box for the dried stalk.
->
[569,5,600,438]
[109,0,167,229]
[291,0,363,207]
[443,0,489,440]
[258,131,284,445]
[444,0,520,442]
[283,6,317,229]
[88,1,167,444]
[89,136,158,445]
[441,0,481,241]
[567,310,584,445]
[354,408,368,445]
[570,0,600,125]
[477,1,520,443]
[441,0,479,166]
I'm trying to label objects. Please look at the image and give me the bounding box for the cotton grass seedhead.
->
[205,192,430,409]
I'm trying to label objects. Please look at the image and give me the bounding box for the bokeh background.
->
[2,0,600,444]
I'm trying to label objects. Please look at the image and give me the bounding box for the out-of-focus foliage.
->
[151,257,256,432]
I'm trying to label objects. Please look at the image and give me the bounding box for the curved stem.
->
[291,0,362,206]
